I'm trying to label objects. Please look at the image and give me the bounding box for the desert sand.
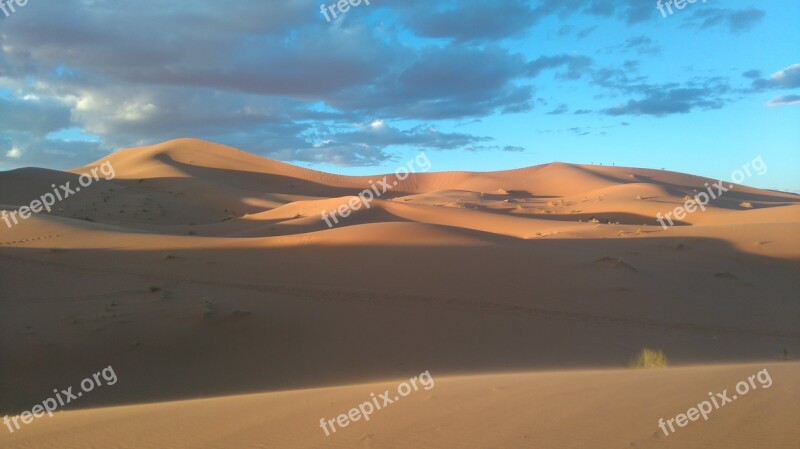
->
[1,139,798,448]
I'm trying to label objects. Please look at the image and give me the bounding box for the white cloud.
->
[766,95,800,108]
[770,64,800,87]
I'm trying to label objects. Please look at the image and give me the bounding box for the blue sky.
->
[1,0,798,191]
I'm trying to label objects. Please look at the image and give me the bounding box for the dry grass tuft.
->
[628,348,668,368]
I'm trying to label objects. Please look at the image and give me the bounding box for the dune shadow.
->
[1,234,798,413]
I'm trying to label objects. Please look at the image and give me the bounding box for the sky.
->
[1,0,798,191]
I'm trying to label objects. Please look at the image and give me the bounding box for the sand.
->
[1,138,798,448]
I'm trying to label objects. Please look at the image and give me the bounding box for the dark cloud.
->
[271,122,493,166]
[547,104,570,115]
[687,8,766,33]
[556,25,597,39]
[588,60,733,117]
[0,96,96,168]
[328,45,535,120]
[464,144,527,153]
[318,122,491,151]
[0,97,72,135]
[557,25,576,36]
[577,26,599,39]
[604,82,730,116]
[605,36,661,55]
[395,0,537,42]
[528,55,593,80]
[529,0,658,24]
[742,69,762,80]
[591,66,648,91]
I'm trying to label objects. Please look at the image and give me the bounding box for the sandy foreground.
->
[1,139,798,447]
[2,363,798,449]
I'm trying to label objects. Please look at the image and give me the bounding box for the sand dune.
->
[3,363,798,449]
[1,139,798,448]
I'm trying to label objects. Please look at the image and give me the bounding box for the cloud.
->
[395,0,537,42]
[528,54,593,80]
[0,97,72,135]
[0,0,787,168]
[272,122,494,165]
[589,60,735,117]
[329,45,535,120]
[391,0,656,42]
[0,0,536,166]
[270,142,390,167]
[766,95,800,108]
[742,69,762,80]
[577,26,599,39]
[324,122,492,151]
[604,36,661,55]
[527,0,653,24]
[547,104,569,115]
[687,8,765,33]
[603,81,730,116]
[537,121,629,137]
[0,133,106,169]
[751,64,800,91]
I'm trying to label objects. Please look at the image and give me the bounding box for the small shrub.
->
[595,256,638,272]
[628,348,668,368]
[201,299,216,318]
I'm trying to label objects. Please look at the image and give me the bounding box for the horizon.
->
[4,136,797,195]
